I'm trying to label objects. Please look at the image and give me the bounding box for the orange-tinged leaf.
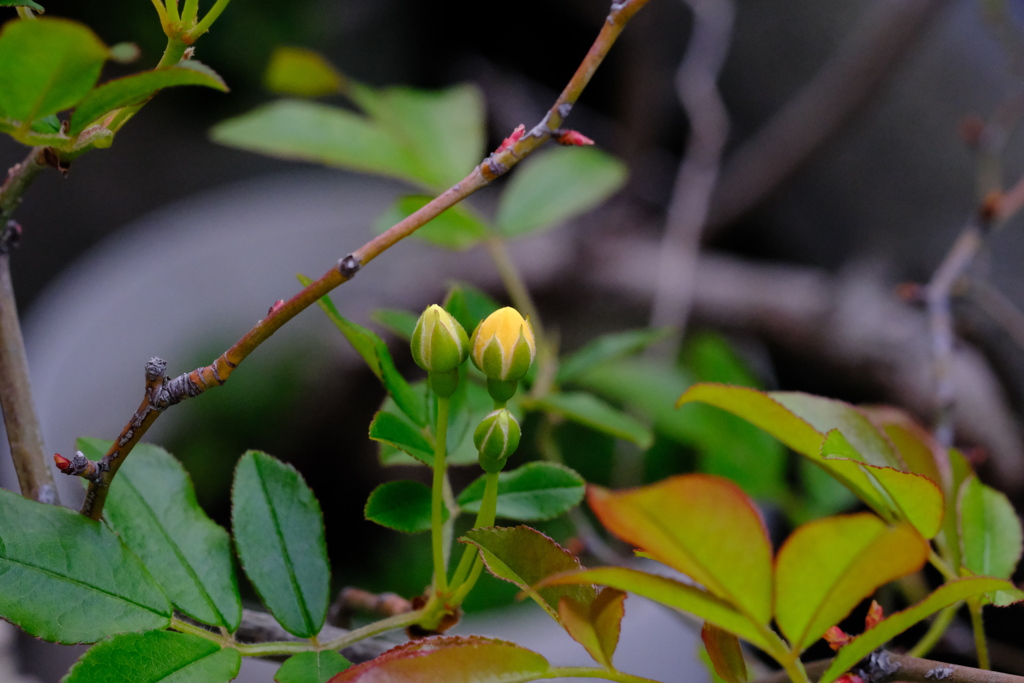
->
[860,406,950,490]
[557,588,626,669]
[820,577,1014,683]
[587,476,773,625]
[774,514,928,652]
[701,622,748,683]
[819,437,944,540]
[328,636,549,683]
[539,566,775,652]
[462,526,595,622]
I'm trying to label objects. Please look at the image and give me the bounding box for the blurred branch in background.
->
[594,239,1024,490]
[647,0,733,349]
[707,0,943,233]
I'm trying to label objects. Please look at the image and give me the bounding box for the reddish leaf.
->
[461,526,596,622]
[587,475,773,625]
[701,622,747,683]
[539,566,774,652]
[329,636,549,683]
[558,588,626,669]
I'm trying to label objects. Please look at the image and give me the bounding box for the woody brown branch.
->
[79,0,653,520]
[757,653,1024,683]
[0,146,58,505]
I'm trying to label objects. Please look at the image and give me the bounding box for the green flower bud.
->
[474,409,521,473]
[411,304,470,373]
[470,307,536,383]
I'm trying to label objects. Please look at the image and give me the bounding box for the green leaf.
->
[820,577,1015,683]
[495,146,627,237]
[558,588,626,669]
[374,195,488,250]
[0,487,170,644]
[63,631,241,683]
[276,651,351,683]
[85,438,241,630]
[557,328,669,384]
[371,308,419,340]
[300,275,426,425]
[370,409,434,466]
[770,392,902,468]
[330,636,550,683]
[365,480,443,533]
[774,514,928,652]
[0,1,45,10]
[539,566,772,651]
[232,451,330,638]
[678,385,925,518]
[70,62,228,135]
[819,432,945,539]
[0,17,107,124]
[531,391,653,448]
[212,99,426,185]
[213,83,484,190]
[462,525,597,622]
[587,475,773,625]
[457,462,585,521]
[859,406,948,489]
[349,82,486,189]
[958,476,1023,580]
[264,46,345,98]
[443,282,501,335]
[684,332,761,387]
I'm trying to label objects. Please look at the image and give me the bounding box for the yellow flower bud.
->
[470,307,536,383]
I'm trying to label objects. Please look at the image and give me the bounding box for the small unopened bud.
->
[554,129,594,146]
[470,308,535,404]
[474,409,521,473]
[496,124,526,153]
[53,453,72,472]
[412,304,470,397]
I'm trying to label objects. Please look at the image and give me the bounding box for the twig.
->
[647,0,733,347]
[0,147,58,504]
[755,652,1024,683]
[707,0,942,233]
[71,0,653,520]
[591,243,1024,489]
[233,608,394,663]
[924,221,986,448]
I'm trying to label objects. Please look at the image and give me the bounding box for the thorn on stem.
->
[267,299,285,316]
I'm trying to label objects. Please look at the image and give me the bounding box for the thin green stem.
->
[320,609,426,653]
[188,0,232,39]
[929,549,959,582]
[182,0,200,23]
[235,640,319,657]
[448,472,500,603]
[165,0,181,24]
[104,38,188,135]
[431,397,451,594]
[149,0,170,26]
[777,654,812,683]
[969,600,990,670]
[907,603,959,658]
[170,617,232,645]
